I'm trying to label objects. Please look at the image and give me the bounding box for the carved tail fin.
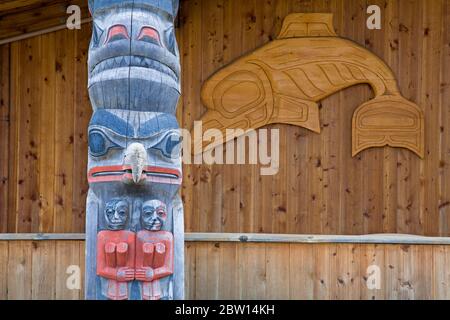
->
[352,95,424,158]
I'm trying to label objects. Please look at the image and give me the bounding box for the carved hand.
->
[116,267,135,281]
[135,267,154,281]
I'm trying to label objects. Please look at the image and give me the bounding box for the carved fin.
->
[191,111,250,155]
[352,95,424,158]
[277,13,337,39]
[272,95,321,133]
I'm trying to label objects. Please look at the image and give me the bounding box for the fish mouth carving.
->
[87,39,181,111]
[88,39,180,89]
[88,165,182,185]
[90,55,178,83]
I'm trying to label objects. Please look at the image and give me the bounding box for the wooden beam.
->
[0,0,90,43]
[0,233,85,240]
[0,18,92,45]
[2,233,450,245]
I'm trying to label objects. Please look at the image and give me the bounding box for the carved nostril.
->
[104,24,129,44]
[137,26,161,45]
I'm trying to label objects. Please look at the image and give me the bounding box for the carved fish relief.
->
[193,13,424,158]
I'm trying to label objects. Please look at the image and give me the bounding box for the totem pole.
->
[85,0,184,300]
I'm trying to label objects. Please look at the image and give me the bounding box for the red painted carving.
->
[88,165,182,185]
[135,231,174,300]
[96,230,136,300]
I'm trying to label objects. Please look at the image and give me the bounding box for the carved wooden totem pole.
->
[85,0,184,300]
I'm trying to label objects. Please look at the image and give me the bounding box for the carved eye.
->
[91,22,103,47]
[88,129,120,157]
[163,27,176,54]
[105,24,129,44]
[137,26,161,46]
[151,133,182,158]
[144,210,153,217]
[157,209,166,218]
[164,133,182,158]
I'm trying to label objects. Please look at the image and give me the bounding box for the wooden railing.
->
[2,233,450,300]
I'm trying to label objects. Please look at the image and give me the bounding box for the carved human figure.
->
[96,199,135,300]
[136,200,174,300]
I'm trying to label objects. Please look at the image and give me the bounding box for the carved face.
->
[87,110,182,185]
[104,199,129,230]
[88,0,180,113]
[141,199,167,231]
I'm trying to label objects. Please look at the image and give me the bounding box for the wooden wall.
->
[0,0,90,42]
[178,0,450,236]
[0,28,91,233]
[2,240,450,300]
[0,0,449,236]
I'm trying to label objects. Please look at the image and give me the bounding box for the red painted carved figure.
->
[96,199,135,300]
[136,200,174,300]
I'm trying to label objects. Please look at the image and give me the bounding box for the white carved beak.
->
[123,142,148,184]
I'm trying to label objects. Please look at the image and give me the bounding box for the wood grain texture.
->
[177,0,444,236]
[0,0,449,236]
[0,45,10,233]
[1,26,91,233]
[1,240,450,300]
[0,0,90,42]
[0,242,8,299]
[31,241,56,299]
[7,241,32,299]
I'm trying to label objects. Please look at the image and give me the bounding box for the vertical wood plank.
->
[421,0,443,236]
[218,242,238,299]
[7,241,32,299]
[439,0,450,236]
[221,0,243,232]
[184,242,196,299]
[384,244,400,299]
[289,243,314,299]
[72,27,91,233]
[332,244,360,299]
[340,0,368,235]
[54,29,75,233]
[31,241,56,299]
[396,0,422,235]
[0,44,9,232]
[55,240,80,300]
[79,240,85,300]
[0,242,8,299]
[432,245,447,299]
[206,242,221,299]
[265,243,289,299]
[15,37,41,232]
[238,243,266,299]
[313,243,333,299]
[412,245,432,299]
[239,0,259,234]
[38,32,56,233]
[398,245,414,300]
[179,0,202,232]
[193,242,208,299]
[360,244,385,300]
[7,41,18,232]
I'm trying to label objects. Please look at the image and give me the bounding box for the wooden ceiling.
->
[0,0,90,42]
